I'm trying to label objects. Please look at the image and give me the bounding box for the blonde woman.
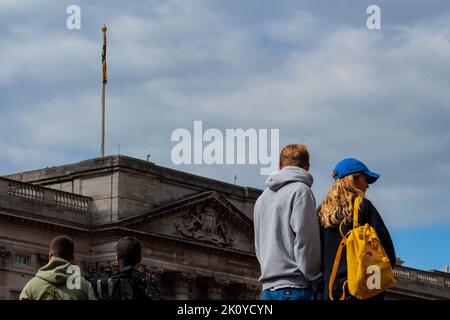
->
[317,158,396,300]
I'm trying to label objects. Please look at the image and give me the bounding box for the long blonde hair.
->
[317,173,366,228]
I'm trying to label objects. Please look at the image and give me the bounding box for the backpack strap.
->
[329,196,362,300]
[353,196,361,229]
[328,235,348,300]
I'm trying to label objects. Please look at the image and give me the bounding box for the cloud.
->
[0,1,449,230]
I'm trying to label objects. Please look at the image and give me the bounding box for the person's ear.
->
[48,252,53,260]
[305,163,310,171]
[278,161,283,170]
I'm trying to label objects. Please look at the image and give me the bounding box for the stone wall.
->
[5,155,262,224]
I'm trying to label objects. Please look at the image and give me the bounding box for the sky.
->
[0,0,449,271]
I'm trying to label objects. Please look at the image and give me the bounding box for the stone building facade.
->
[0,155,449,299]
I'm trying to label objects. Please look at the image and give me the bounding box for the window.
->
[15,255,30,266]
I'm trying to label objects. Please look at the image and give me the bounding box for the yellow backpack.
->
[329,196,396,300]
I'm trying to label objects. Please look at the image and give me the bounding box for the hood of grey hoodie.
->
[265,166,313,191]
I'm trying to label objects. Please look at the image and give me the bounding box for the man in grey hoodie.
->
[254,144,321,300]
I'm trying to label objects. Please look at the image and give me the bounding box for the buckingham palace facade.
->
[0,155,449,299]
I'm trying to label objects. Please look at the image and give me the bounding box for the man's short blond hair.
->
[279,144,310,168]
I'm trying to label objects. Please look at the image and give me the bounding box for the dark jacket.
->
[86,266,160,300]
[320,198,396,300]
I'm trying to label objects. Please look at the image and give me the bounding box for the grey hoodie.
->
[254,166,322,291]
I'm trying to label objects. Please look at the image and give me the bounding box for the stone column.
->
[243,284,261,300]
[0,247,11,269]
[174,272,196,299]
[208,278,229,300]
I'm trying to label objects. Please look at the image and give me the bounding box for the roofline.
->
[3,155,263,200]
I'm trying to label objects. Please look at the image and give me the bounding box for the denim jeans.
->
[261,287,314,300]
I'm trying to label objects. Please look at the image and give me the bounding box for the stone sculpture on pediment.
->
[175,205,232,246]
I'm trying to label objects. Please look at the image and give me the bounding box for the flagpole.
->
[100,80,105,157]
[100,24,107,157]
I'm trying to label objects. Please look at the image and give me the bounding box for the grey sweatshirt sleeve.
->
[290,190,322,283]
[253,198,260,262]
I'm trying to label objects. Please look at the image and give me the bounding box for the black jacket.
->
[320,198,396,300]
[86,266,160,300]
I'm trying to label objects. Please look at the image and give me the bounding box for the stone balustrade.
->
[394,266,450,287]
[417,272,439,285]
[392,265,450,299]
[54,191,89,212]
[394,267,411,280]
[0,177,90,214]
[445,279,450,288]
[7,180,44,202]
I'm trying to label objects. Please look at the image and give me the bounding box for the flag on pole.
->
[102,24,107,84]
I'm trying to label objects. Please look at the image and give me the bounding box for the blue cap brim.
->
[365,171,380,184]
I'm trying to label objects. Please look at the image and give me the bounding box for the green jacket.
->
[19,257,95,300]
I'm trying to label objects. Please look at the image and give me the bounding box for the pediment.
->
[123,192,255,253]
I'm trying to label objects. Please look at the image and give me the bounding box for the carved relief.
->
[175,206,232,246]
[0,246,12,268]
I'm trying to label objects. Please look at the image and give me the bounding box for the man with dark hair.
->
[254,144,322,300]
[50,235,74,261]
[20,235,95,300]
[86,236,160,300]
[116,236,142,267]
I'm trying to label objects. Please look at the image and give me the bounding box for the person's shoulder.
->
[19,278,34,299]
[24,275,47,287]
[19,276,48,299]
[130,269,149,280]
[360,197,377,209]
[293,183,314,198]
[359,197,382,223]
[284,178,310,191]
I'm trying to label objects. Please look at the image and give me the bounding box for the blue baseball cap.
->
[333,158,380,184]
